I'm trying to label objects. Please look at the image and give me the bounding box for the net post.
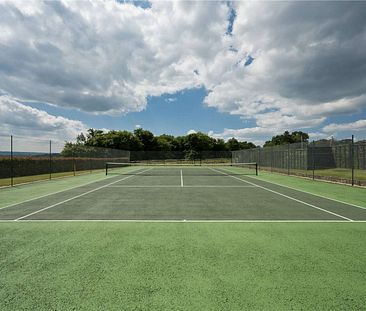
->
[10,135,14,187]
[73,158,76,176]
[49,140,52,180]
[351,135,354,186]
[255,162,258,176]
[105,163,108,175]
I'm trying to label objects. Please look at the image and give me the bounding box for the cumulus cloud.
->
[187,129,197,135]
[0,0,366,141]
[323,120,366,133]
[0,0,228,115]
[0,95,87,150]
[204,1,366,138]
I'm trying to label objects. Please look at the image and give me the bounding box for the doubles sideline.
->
[13,168,153,221]
[210,167,353,221]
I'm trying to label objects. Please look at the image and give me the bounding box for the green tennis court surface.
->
[1,167,366,310]
[0,165,365,221]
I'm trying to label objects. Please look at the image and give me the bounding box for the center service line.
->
[180,169,184,187]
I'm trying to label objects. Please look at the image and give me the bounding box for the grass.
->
[290,168,366,182]
[261,167,366,183]
[1,223,365,310]
[0,169,104,187]
[314,168,366,180]
[245,169,366,208]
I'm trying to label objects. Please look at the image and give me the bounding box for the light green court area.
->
[1,223,365,310]
[0,166,365,310]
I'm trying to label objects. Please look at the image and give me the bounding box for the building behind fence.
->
[232,136,366,186]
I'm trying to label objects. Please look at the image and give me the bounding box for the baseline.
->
[2,219,366,223]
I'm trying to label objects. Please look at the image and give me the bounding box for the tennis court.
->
[1,164,365,222]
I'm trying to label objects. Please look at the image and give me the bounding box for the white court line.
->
[2,219,364,223]
[210,167,354,222]
[241,172,366,210]
[106,185,257,188]
[180,170,184,187]
[0,167,143,211]
[14,168,153,221]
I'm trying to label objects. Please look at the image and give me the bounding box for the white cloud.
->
[187,129,197,135]
[209,127,274,146]
[323,120,366,133]
[0,0,228,115]
[203,2,366,135]
[0,94,87,151]
[0,1,365,140]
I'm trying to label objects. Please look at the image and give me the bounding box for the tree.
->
[264,131,309,147]
[61,128,258,157]
[184,132,214,153]
[226,138,241,151]
[155,135,175,151]
[134,128,158,151]
[212,138,227,151]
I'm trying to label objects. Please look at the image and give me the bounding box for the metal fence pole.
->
[312,140,315,180]
[10,135,14,187]
[351,135,354,186]
[287,143,290,175]
[49,140,52,180]
[270,148,273,172]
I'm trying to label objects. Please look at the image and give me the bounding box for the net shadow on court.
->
[0,165,365,222]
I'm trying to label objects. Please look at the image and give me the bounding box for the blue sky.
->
[25,88,253,137]
[0,0,366,149]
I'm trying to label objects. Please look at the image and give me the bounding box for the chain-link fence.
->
[232,136,366,186]
[0,135,130,187]
[130,150,232,164]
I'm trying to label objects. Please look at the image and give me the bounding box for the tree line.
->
[61,128,256,156]
[62,129,312,156]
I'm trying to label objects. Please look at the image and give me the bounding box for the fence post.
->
[312,140,315,180]
[351,135,354,186]
[287,143,290,175]
[10,135,14,187]
[268,147,273,173]
[49,140,52,180]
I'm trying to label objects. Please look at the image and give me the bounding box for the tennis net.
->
[105,162,258,176]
